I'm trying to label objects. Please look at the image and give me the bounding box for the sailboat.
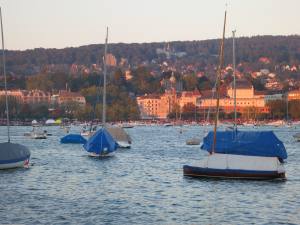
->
[83,27,119,156]
[0,7,30,169]
[183,12,287,180]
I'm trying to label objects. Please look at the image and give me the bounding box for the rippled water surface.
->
[0,125,300,225]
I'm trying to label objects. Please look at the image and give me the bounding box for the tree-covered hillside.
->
[2,35,300,76]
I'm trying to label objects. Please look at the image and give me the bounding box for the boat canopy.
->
[60,134,87,144]
[201,131,287,160]
[106,126,132,143]
[0,142,30,164]
[83,128,118,154]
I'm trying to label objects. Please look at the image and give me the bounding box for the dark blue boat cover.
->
[201,131,287,160]
[60,134,87,144]
[83,128,118,154]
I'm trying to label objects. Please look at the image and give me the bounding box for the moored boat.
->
[60,134,87,144]
[183,130,287,180]
[83,128,118,157]
[183,12,287,181]
[106,125,132,149]
[186,137,201,145]
[0,143,30,169]
[0,8,30,170]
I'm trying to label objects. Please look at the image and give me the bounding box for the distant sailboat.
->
[83,27,119,156]
[0,7,30,169]
[183,12,287,180]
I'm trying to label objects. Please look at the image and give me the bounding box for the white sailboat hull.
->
[88,152,115,158]
[0,158,29,169]
[184,153,285,180]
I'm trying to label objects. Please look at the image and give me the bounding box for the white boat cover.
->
[106,126,132,143]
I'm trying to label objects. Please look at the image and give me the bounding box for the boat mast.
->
[212,10,227,153]
[102,27,108,127]
[232,30,237,131]
[0,7,10,142]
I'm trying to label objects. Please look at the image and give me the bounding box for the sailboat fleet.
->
[0,8,290,182]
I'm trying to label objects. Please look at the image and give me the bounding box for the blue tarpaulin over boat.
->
[83,128,118,154]
[201,131,287,160]
[60,134,87,144]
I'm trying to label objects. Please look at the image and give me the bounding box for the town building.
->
[106,53,117,67]
[287,90,300,100]
[197,80,268,114]
[137,89,200,119]
[22,90,51,104]
[56,90,86,106]
[0,89,86,107]
[0,89,51,104]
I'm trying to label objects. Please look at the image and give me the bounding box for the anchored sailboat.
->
[0,8,30,169]
[183,12,287,180]
[83,27,119,156]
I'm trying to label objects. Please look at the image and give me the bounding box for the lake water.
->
[0,125,299,225]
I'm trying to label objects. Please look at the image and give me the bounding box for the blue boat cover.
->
[201,131,287,160]
[83,128,118,154]
[60,134,87,144]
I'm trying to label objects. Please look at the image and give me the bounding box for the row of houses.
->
[137,80,300,119]
[0,89,86,106]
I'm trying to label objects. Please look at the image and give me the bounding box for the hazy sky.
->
[1,0,299,50]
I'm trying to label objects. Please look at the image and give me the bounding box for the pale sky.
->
[1,0,299,50]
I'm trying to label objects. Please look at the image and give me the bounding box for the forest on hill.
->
[1,35,300,76]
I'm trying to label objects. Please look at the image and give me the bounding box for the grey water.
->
[0,125,299,225]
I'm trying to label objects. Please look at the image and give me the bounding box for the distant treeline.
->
[1,35,300,76]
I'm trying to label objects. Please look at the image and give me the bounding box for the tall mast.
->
[212,10,227,153]
[0,7,10,142]
[102,27,108,127]
[232,30,237,131]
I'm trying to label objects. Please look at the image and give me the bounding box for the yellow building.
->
[288,90,300,100]
[179,89,201,109]
[0,89,51,104]
[198,80,268,114]
[137,89,201,119]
